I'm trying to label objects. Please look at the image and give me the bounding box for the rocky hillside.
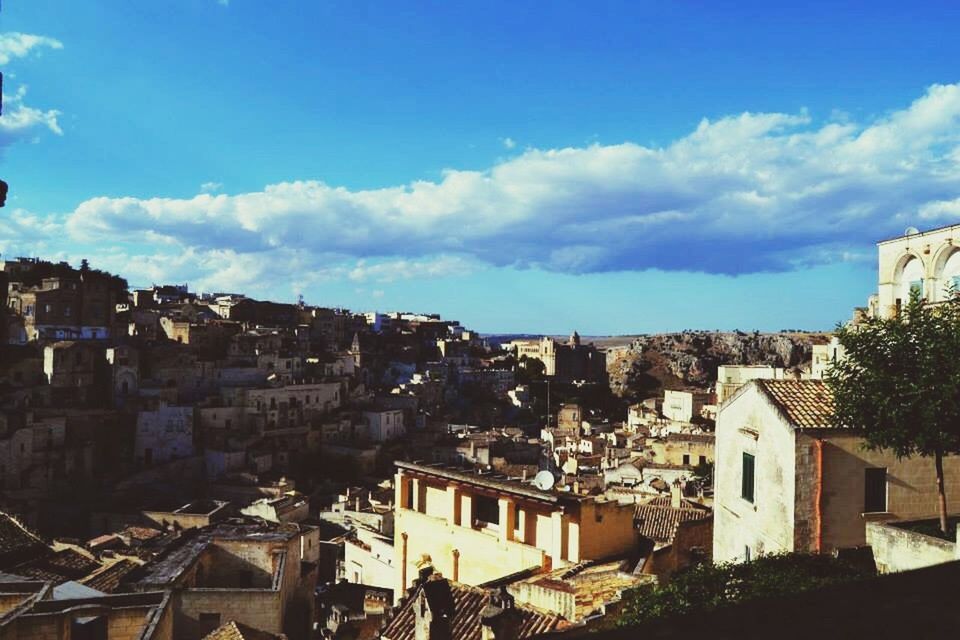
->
[606,331,830,399]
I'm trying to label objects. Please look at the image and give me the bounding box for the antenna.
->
[533,470,555,491]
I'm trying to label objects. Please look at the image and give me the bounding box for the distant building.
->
[715,364,794,405]
[662,389,711,423]
[513,332,607,383]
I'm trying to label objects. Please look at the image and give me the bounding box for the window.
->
[699,455,707,465]
[474,495,499,526]
[682,454,690,465]
[741,452,755,503]
[514,503,521,530]
[910,279,924,299]
[864,467,887,513]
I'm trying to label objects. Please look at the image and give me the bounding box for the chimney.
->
[481,587,521,640]
[670,479,683,509]
[414,572,454,640]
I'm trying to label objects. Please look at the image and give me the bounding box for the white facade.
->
[875,224,960,318]
[363,409,405,442]
[343,527,395,590]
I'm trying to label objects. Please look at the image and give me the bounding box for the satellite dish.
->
[905,226,920,236]
[533,471,555,491]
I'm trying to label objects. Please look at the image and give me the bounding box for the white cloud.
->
[502,137,517,149]
[0,32,63,65]
[200,181,223,193]
[217,0,230,6]
[0,86,62,149]
[53,83,960,280]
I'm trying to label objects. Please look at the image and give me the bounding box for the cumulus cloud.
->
[59,83,960,278]
[502,137,517,149]
[0,32,63,65]
[200,181,223,193]
[0,85,62,150]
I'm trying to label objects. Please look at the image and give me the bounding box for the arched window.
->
[895,256,925,310]
[938,249,960,301]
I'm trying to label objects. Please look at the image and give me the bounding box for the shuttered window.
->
[742,452,755,503]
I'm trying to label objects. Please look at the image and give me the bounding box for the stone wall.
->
[867,519,959,573]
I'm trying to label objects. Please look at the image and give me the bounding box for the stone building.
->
[872,222,960,318]
[135,404,195,467]
[4,258,124,343]
[393,462,638,599]
[713,379,960,562]
[513,332,607,383]
[129,518,318,640]
[645,433,714,468]
[661,389,711,423]
[381,570,565,640]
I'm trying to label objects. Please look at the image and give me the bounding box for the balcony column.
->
[447,484,461,526]
[460,493,474,527]
[395,472,408,510]
[498,497,515,542]
[411,478,421,512]
[550,510,565,566]
[515,506,527,543]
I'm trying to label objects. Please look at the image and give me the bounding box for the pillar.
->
[447,484,460,526]
[452,548,460,582]
[395,471,409,510]
[516,507,527,543]
[411,478,421,512]
[567,521,580,563]
[498,497,515,542]
[550,510,564,566]
[460,493,474,527]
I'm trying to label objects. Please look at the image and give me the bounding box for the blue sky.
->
[2,1,960,334]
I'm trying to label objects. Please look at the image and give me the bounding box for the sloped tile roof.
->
[202,620,283,640]
[13,548,101,584]
[757,380,834,429]
[0,513,47,570]
[81,559,139,593]
[634,496,711,545]
[381,577,566,640]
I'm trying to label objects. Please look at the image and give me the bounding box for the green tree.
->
[615,553,872,626]
[827,290,960,534]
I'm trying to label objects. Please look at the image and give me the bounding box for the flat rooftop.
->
[396,461,590,504]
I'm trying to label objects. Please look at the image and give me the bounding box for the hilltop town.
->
[0,223,958,639]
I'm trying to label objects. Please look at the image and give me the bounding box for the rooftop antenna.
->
[533,470,555,491]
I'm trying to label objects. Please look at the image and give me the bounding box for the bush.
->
[616,553,874,626]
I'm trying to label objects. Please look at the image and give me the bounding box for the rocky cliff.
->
[606,331,829,399]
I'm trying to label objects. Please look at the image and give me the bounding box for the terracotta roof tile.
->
[81,559,139,593]
[757,380,834,429]
[634,496,711,545]
[0,513,47,570]
[13,548,101,584]
[202,620,282,640]
[381,577,566,640]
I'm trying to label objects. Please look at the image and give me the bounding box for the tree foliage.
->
[826,290,960,531]
[615,553,873,626]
